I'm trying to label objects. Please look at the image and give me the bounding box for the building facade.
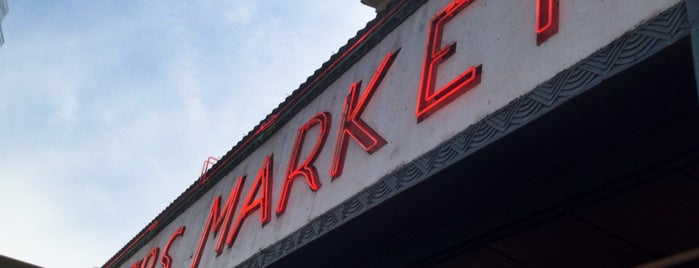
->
[0,254,42,268]
[0,0,8,46]
[106,0,699,267]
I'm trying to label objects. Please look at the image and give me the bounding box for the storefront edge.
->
[687,0,699,98]
[241,3,697,267]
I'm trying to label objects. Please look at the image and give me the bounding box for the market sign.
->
[108,0,682,267]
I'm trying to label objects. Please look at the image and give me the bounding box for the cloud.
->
[0,1,375,267]
[0,146,120,267]
[226,7,256,25]
[224,0,258,25]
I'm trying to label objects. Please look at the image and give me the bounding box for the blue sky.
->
[0,1,374,267]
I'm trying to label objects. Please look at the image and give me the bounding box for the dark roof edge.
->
[103,0,427,267]
[0,254,42,268]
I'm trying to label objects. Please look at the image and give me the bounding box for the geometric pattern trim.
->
[239,2,690,267]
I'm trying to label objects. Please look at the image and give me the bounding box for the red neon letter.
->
[329,50,399,178]
[226,155,273,247]
[140,247,159,268]
[130,260,143,268]
[190,176,244,268]
[160,226,185,268]
[277,112,330,215]
[416,0,482,122]
[536,0,559,45]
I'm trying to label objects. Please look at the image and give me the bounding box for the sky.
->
[0,1,375,267]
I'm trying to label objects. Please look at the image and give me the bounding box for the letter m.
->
[190,176,245,268]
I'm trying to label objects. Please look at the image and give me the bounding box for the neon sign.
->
[120,0,560,267]
[276,112,331,215]
[536,0,559,45]
[416,0,482,122]
[330,50,398,178]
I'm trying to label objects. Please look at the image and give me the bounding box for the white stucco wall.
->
[118,0,682,267]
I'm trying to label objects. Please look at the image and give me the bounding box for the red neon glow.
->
[276,112,331,215]
[140,247,159,268]
[226,155,273,247]
[104,2,411,267]
[536,0,559,45]
[190,176,244,268]
[416,0,482,122]
[255,114,279,136]
[146,221,158,232]
[130,260,143,268]
[160,226,185,268]
[329,50,398,178]
[198,156,219,185]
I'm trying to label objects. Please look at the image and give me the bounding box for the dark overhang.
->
[239,2,696,267]
[0,254,42,268]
